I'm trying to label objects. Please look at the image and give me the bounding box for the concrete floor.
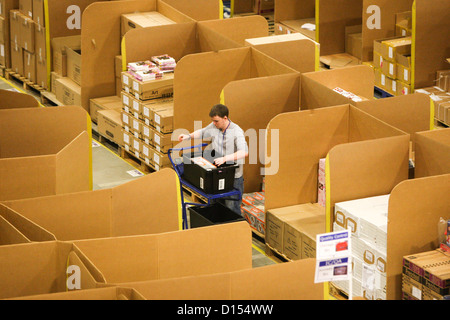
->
[0,74,277,269]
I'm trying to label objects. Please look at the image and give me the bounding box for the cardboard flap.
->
[81,0,158,111]
[0,203,56,242]
[0,106,89,157]
[0,214,31,245]
[123,22,198,65]
[111,168,181,236]
[245,36,317,74]
[274,0,315,22]
[414,0,450,89]
[317,0,363,55]
[160,0,221,21]
[0,156,57,201]
[222,73,301,192]
[198,15,269,46]
[1,190,112,241]
[0,89,40,109]
[157,222,252,279]
[265,105,350,211]
[355,93,432,138]
[230,258,323,299]
[414,128,450,178]
[386,173,450,300]
[327,134,410,230]
[10,286,146,300]
[0,241,74,299]
[55,131,91,194]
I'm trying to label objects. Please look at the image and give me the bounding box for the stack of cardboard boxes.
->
[402,249,450,300]
[241,191,266,235]
[332,195,390,300]
[414,86,450,126]
[6,0,45,86]
[120,57,175,171]
[265,202,326,261]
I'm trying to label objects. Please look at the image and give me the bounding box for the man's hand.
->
[214,156,226,166]
[178,134,190,142]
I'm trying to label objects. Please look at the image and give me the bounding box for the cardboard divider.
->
[159,0,221,21]
[0,214,30,245]
[0,89,40,109]
[300,65,375,109]
[274,0,316,39]
[361,0,413,62]
[386,173,450,300]
[0,168,181,241]
[81,0,195,112]
[244,34,318,73]
[0,241,101,299]
[10,286,146,300]
[317,0,363,56]
[412,0,450,90]
[414,128,450,178]
[173,46,298,134]
[114,258,323,300]
[70,222,252,285]
[264,104,408,212]
[0,106,91,201]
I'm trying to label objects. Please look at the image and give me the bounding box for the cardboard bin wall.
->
[0,168,182,241]
[0,241,101,299]
[264,104,408,212]
[414,128,450,178]
[116,258,323,300]
[0,89,39,109]
[71,222,252,285]
[0,106,91,201]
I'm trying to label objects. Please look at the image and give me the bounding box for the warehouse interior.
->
[0,0,449,302]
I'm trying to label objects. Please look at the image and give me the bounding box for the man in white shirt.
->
[178,104,248,215]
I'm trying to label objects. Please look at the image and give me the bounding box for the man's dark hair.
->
[209,104,229,118]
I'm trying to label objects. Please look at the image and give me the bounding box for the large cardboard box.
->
[9,9,21,45]
[9,40,22,74]
[19,0,32,18]
[55,77,81,106]
[414,128,450,178]
[0,15,4,43]
[121,11,176,37]
[0,168,181,241]
[71,222,253,285]
[66,45,81,85]
[121,71,174,101]
[51,35,80,76]
[0,106,91,201]
[89,95,122,123]
[31,0,43,26]
[19,12,33,53]
[97,109,124,146]
[0,241,100,299]
[23,49,35,82]
[35,55,47,88]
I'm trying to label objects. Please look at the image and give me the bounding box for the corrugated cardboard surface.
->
[72,222,252,284]
[1,168,181,241]
[414,128,450,178]
[0,89,39,108]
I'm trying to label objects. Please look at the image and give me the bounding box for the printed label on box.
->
[218,179,225,190]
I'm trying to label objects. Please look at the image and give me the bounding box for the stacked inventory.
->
[332,195,390,300]
[241,190,265,235]
[415,86,450,126]
[373,36,411,96]
[121,56,175,171]
[7,0,46,87]
[402,249,450,300]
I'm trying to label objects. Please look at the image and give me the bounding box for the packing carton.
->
[122,71,174,101]
[414,128,450,178]
[71,222,252,285]
[0,168,181,240]
[66,46,81,86]
[0,16,4,43]
[381,37,411,63]
[121,11,176,37]
[19,12,33,52]
[9,9,21,46]
[97,109,123,146]
[0,241,100,299]
[0,106,91,201]
[32,0,44,26]
[55,77,81,106]
[396,53,411,84]
[51,35,80,76]
[23,49,35,82]
[10,40,22,74]
[19,0,32,18]
[89,95,122,123]
[395,11,411,37]
[345,25,362,60]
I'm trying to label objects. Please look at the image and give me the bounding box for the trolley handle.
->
[168,143,208,154]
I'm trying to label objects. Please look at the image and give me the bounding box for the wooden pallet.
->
[120,147,154,174]
[264,243,291,263]
[4,69,45,94]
